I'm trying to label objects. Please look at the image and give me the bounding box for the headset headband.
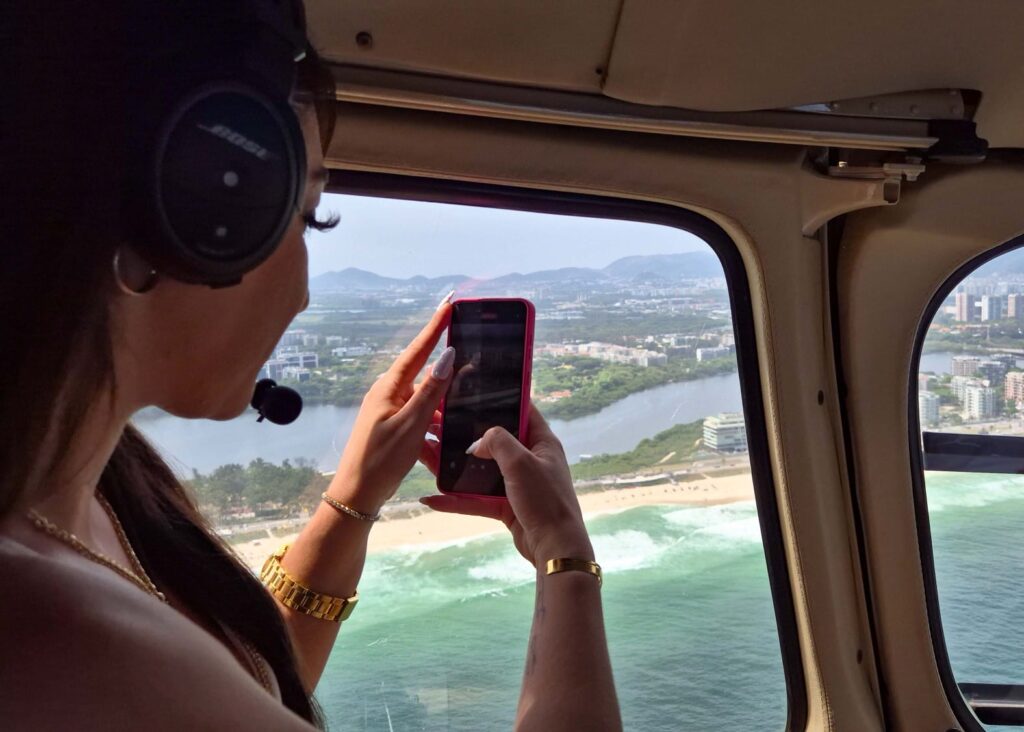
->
[125,0,313,287]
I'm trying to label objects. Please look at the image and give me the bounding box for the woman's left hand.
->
[326,298,455,514]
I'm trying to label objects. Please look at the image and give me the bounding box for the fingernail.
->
[432,346,456,379]
[465,437,483,455]
[436,289,455,310]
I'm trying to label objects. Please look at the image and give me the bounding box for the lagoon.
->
[135,372,744,474]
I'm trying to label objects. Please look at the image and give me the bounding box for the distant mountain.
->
[973,248,1024,277]
[309,267,467,292]
[489,267,608,286]
[309,252,722,293]
[602,252,721,279]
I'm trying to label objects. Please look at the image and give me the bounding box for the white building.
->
[951,355,982,377]
[918,391,940,427]
[964,384,998,421]
[951,375,984,402]
[279,329,307,347]
[281,352,318,369]
[696,345,734,362]
[542,342,667,368]
[281,366,312,382]
[325,336,346,346]
[331,345,373,358]
[703,413,748,452]
[980,295,1005,322]
[301,334,321,347]
[260,359,287,381]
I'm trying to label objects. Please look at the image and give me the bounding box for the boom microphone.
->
[251,378,303,425]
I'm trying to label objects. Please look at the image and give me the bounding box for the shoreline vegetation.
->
[287,354,737,421]
[532,356,734,420]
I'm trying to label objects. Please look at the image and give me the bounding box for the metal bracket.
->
[828,160,926,183]
[793,89,966,121]
[822,155,925,209]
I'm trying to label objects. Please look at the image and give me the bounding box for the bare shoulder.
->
[0,537,312,732]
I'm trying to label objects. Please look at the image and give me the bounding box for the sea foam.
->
[925,471,1024,514]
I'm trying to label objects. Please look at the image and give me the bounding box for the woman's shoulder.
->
[0,535,312,731]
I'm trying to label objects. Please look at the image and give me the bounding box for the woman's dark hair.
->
[3,2,334,727]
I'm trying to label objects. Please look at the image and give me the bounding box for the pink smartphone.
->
[437,297,535,497]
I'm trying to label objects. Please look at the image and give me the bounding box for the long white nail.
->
[432,346,456,379]
[436,289,456,310]
[465,437,483,455]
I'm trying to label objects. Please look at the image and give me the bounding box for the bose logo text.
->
[197,123,272,160]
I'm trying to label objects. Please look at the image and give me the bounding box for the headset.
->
[125,0,311,287]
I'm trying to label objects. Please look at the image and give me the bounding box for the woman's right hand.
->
[419,404,594,566]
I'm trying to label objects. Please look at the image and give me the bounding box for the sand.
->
[232,471,754,571]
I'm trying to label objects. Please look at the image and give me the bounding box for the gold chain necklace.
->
[27,494,167,603]
[27,494,273,694]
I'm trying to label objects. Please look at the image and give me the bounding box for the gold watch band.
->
[260,544,359,623]
[545,557,603,587]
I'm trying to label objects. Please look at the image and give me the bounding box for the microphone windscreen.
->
[251,378,277,410]
[260,384,303,425]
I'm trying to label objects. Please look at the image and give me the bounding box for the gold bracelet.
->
[321,492,381,522]
[546,557,603,588]
[260,544,359,623]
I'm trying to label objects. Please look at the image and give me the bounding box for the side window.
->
[137,190,794,730]
[916,244,1024,728]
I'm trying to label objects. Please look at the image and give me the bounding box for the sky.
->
[305,193,708,279]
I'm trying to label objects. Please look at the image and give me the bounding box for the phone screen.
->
[438,300,529,496]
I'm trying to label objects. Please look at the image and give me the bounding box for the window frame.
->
[327,169,808,731]
[908,234,1024,729]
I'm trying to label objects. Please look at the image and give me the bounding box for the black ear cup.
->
[145,83,305,286]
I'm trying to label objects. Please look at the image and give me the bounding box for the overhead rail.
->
[331,66,950,152]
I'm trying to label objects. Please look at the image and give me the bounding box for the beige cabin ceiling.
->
[306,0,1024,148]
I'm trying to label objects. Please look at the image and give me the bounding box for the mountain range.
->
[309,251,722,293]
[972,247,1024,277]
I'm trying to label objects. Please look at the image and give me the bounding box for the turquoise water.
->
[928,472,1024,731]
[315,502,787,731]
[313,474,1024,731]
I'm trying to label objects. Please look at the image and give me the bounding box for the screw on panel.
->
[356,31,373,49]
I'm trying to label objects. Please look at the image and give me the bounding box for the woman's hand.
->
[327,298,455,514]
[420,404,593,566]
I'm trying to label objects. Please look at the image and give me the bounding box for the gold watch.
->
[546,557,603,587]
[260,544,359,623]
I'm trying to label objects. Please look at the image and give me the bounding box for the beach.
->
[231,470,754,570]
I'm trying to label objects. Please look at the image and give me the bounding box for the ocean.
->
[928,471,1024,732]
[315,501,787,731]
[313,472,1024,731]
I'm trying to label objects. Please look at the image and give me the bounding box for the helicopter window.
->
[915,240,1024,728]
[136,180,800,730]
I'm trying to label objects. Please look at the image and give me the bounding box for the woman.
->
[0,1,621,730]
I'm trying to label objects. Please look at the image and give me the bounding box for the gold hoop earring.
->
[112,249,159,296]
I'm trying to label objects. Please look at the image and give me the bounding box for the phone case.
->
[437,297,536,501]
